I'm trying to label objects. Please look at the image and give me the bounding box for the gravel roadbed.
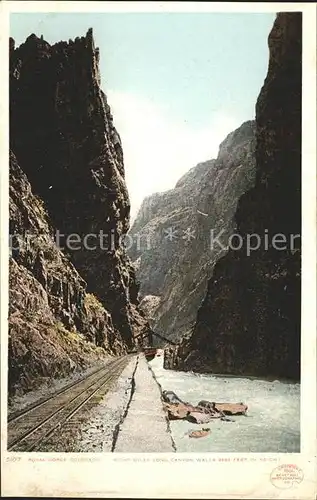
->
[75,355,138,452]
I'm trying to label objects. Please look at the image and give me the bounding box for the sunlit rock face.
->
[128,121,256,343]
[9,30,151,394]
[165,13,302,380]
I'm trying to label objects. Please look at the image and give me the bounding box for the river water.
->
[149,355,300,453]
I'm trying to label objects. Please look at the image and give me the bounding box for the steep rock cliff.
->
[165,13,301,380]
[10,30,150,355]
[9,150,126,394]
[129,121,256,342]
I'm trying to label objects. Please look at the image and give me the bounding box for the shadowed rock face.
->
[128,121,256,342]
[165,13,302,380]
[9,30,151,394]
[10,30,150,352]
[9,151,127,394]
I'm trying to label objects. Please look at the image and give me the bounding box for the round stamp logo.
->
[270,464,304,489]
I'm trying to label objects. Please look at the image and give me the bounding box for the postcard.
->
[1,1,316,498]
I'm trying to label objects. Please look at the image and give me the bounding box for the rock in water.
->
[187,412,215,424]
[162,390,187,405]
[163,403,193,420]
[197,401,248,416]
[214,402,248,416]
[188,428,211,439]
[164,13,302,380]
[161,392,245,423]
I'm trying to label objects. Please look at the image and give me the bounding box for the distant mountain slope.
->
[128,120,256,342]
[165,13,302,380]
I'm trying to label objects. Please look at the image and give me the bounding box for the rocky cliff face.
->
[128,121,256,342]
[165,13,301,380]
[9,30,150,394]
[9,151,127,394]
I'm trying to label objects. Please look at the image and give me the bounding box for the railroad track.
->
[7,355,132,452]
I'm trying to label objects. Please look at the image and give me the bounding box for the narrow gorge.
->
[128,120,256,343]
[130,12,302,380]
[9,29,151,395]
[6,11,303,460]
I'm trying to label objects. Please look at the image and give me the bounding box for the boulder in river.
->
[163,402,196,420]
[187,411,216,424]
[162,390,188,405]
[197,400,248,415]
[162,391,248,421]
[188,428,211,439]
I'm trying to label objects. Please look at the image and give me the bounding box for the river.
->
[149,355,300,453]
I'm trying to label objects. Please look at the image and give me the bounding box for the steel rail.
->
[8,356,130,452]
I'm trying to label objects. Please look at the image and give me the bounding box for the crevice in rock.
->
[111,355,139,452]
[146,361,177,452]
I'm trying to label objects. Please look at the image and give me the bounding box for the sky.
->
[10,12,276,218]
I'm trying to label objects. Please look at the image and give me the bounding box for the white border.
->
[1,2,316,498]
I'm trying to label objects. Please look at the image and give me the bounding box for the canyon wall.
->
[9,30,150,394]
[9,151,127,394]
[129,121,256,342]
[165,13,302,380]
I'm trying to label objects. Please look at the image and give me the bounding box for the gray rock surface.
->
[164,13,302,380]
[128,121,256,342]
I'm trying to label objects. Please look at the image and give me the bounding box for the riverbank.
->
[149,355,300,453]
[114,354,175,452]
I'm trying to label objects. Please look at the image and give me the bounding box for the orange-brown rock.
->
[214,402,248,415]
[188,428,211,439]
[163,402,196,420]
[197,400,248,415]
[187,411,217,424]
